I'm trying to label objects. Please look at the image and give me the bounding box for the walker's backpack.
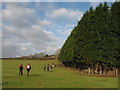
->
[26,65,31,69]
[19,65,23,70]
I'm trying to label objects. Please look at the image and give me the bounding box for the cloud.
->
[24,25,60,43]
[58,29,72,37]
[3,0,116,2]
[2,24,26,42]
[0,24,2,58]
[2,42,19,58]
[2,3,62,57]
[3,0,31,2]
[46,8,83,24]
[35,2,55,13]
[2,23,62,57]
[37,20,52,29]
[2,2,84,58]
[61,29,72,35]
[2,3,37,28]
[58,24,74,35]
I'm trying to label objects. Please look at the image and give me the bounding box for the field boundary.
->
[57,63,120,77]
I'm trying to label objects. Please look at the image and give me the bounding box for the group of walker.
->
[18,63,57,76]
[43,64,56,71]
[18,63,31,76]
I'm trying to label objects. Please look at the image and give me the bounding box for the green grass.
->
[0,60,2,89]
[2,60,118,88]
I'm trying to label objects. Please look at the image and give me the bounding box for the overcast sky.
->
[1,1,115,58]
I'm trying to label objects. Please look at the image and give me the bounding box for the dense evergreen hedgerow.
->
[58,2,120,73]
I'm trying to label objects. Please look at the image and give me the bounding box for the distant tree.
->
[45,54,49,57]
[54,48,61,59]
[32,52,45,57]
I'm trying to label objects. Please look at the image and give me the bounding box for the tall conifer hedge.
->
[58,2,120,74]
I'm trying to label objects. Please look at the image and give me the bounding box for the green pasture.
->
[2,60,118,88]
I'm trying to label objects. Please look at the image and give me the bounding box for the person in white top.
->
[26,63,31,76]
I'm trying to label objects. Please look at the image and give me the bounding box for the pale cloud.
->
[2,3,62,57]
[2,23,62,57]
[46,8,83,24]
[56,24,74,39]
[0,23,2,58]
[2,41,19,58]
[23,25,62,55]
[3,3,37,28]
[60,24,74,35]
[3,0,31,2]
[59,29,72,36]
[2,2,85,58]
[35,2,55,12]
[2,24,25,41]
[3,0,116,2]
[38,20,52,26]
[0,7,1,23]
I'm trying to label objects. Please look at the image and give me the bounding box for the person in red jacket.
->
[18,64,23,75]
[26,63,31,76]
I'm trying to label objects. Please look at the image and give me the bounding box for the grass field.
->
[2,60,118,88]
[0,60,2,89]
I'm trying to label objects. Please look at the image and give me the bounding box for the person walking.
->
[49,65,52,71]
[43,65,46,71]
[47,64,49,71]
[26,63,31,76]
[52,64,54,68]
[18,64,23,76]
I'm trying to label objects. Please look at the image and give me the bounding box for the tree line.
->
[58,2,120,76]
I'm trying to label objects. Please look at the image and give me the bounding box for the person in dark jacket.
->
[47,64,49,71]
[18,64,23,75]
